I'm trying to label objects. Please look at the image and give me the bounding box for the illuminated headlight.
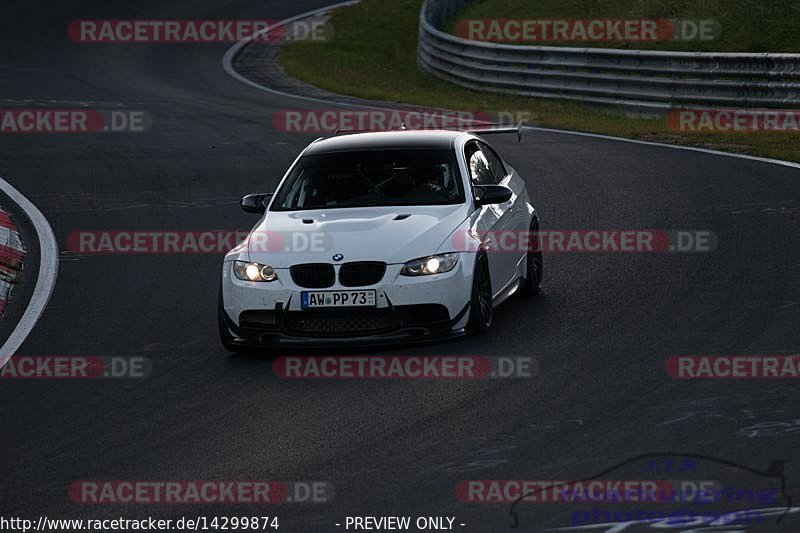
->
[233,261,279,282]
[400,253,459,276]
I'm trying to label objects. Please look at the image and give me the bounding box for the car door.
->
[478,140,522,290]
[465,140,516,295]
[478,140,529,284]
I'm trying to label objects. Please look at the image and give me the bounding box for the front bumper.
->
[220,256,474,347]
[219,302,469,348]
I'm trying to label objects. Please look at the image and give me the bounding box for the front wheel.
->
[468,253,493,334]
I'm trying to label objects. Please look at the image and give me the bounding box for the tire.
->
[468,253,493,334]
[520,218,543,297]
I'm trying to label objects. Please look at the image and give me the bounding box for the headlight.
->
[400,253,459,276]
[233,261,279,282]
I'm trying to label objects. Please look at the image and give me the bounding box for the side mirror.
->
[474,185,512,207]
[241,193,273,214]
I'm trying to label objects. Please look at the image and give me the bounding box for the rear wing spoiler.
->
[332,120,525,142]
[468,121,524,142]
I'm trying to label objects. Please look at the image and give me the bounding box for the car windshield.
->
[271,149,465,211]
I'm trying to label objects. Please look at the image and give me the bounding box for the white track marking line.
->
[0,176,59,368]
[526,126,800,170]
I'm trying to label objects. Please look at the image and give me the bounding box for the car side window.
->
[465,141,494,186]
[477,141,507,183]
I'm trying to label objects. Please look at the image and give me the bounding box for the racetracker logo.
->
[66,230,330,254]
[667,355,800,379]
[456,19,719,43]
[668,109,800,132]
[273,356,537,379]
[451,230,717,254]
[68,20,332,43]
[457,480,678,503]
[0,356,151,379]
[274,109,492,133]
[0,109,150,133]
[68,481,333,504]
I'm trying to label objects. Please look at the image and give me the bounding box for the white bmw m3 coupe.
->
[219,127,542,351]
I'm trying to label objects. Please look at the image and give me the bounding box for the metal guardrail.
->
[418,0,800,110]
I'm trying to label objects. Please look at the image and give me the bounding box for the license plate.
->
[301,290,376,309]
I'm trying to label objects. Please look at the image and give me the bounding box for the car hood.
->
[244,205,467,267]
